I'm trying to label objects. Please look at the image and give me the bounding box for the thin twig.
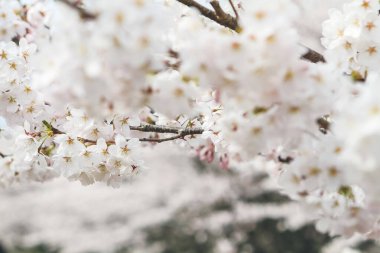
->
[139,134,185,143]
[228,0,239,19]
[58,0,97,20]
[0,152,5,158]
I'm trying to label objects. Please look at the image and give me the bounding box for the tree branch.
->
[58,0,97,20]
[130,124,204,135]
[301,47,326,63]
[46,122,204,145]
[0,152,5,158]
[139,133,191,143]
[132,124,204,143]
[210,1,227,19]
[176,0,239,30]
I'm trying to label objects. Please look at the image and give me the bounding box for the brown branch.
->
[139,135,184,143]
[140,134,187,143]
[47,123,204,145]
[134,122,204,143]
[176,0,239,30]
[0,152,5,158]
[132,124,204,143]
[130,124,204,135]
[210,1,227,18]
[58,0,97,20]
[301,47,326,63]
[50,125,65,135]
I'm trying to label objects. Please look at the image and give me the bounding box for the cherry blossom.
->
[2,0,380,242]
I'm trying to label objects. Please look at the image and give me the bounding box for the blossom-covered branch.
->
[175,0,325,63]
[46,121,204,144]
[59,0,325,63]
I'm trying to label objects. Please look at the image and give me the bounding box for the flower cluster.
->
[52,110,143,187]
[0,1,28,42]
[322,0,380,76]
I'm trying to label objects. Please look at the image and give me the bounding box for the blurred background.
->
[1,145,380,253]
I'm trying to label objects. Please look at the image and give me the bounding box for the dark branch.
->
[140,134,186,143]
[58,0,97,20]
[49,124,65,135]
[301,47,326,63]
[176,0,239,30]
[210,1,227,18]
[132,124,204,143]
[45,122,204,145]
[139,135,184,143]
[130,124,204,135]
